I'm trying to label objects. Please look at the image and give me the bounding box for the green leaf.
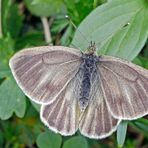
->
[0,131,4,147]
[30,100,41,112]
[133,55,148,69]
[36,131,62,148]
[15,31,45,50]
[138,56,148,69]
[0,63,11,79]
[117,121,128,148]
[24,0,66,17]
[133,56,143,67]
[72,0,148,60]
[0,35,14,78]
[134,118,148,132]
[51,19,69,33]
[60,25,73,45]
[143,41,148,58]
[0,75,26,120]
[1,0,11,37]
[64,0,95,25]
[5,4,24,38]
[131,118,148,137]
[2,0,24,38]
[63,136,88,148]
[0,35,26,120]
[99,4,148,60]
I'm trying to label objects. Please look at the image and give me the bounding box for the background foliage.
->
[0,0,148,147]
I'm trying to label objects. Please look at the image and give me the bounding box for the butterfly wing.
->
[40,74,82,135]
[79,74,121,139]
[98,55,148,120]
[9,46,81,104]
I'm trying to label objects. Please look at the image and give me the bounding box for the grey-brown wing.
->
[9,46,81,104]
[40,74,82,135]
[79,74,120,139]
[98,55,148,120]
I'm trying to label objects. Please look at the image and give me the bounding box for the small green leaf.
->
[0,75,26,120]
[5,4,24,38]
[63,136,88,148]
[60,25,73,45]
[15,31,45,50]
[0,131,4,147]
[51,19,69,33]
[1,0,11,36]
[36,131,62,148]
[133,56,143,67]
[133,55,148,69]
[24,0,66,17]
[117,120,128,148]
[2,0,24,38]
[72,0,148,60]
[0,35,26,120]
[30,100,41,112]
[64,0,95,25]
[131,118,148,137]
[134,119,148,132]
[138,56,148,69]
[0,35,14,78]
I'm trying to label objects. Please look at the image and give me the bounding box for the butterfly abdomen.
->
[79,54,98,111]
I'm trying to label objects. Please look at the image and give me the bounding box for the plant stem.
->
[41,17,52,45]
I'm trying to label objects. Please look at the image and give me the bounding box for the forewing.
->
[40,74,81,135]
[9,46,81,104]
[79,75,120,139]
[98,55,148,120]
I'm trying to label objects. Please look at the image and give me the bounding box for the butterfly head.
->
[84,41,96,55]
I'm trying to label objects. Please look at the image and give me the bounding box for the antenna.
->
[65,15,90,44]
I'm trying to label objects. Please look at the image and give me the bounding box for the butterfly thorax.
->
[79,54,98,111]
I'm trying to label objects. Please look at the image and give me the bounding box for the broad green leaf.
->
[0,75,26,120]
[72,0,148,60]
[100,5,148,60]
[24,0,66,17]
[63,136,88,148]
[117,121,128,148]
[36,131,62,148]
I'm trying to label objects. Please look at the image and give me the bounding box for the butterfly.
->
[9,41,148,139]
